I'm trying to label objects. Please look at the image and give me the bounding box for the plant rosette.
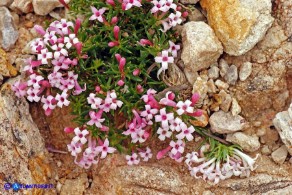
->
[11,0,258,184]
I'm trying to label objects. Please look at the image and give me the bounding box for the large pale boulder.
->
[10,0,33,13]
[201,0,274,56]
[0,7,19,51]
[181,21,223,84]
[32,0,70,15]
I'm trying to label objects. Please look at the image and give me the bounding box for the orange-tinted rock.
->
[201,0,274,56]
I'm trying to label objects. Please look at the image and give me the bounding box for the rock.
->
[179,0,200,4]
[239,62,253,81]
[0,48,18,77]
[60,173,88,195]
[181,21,223,77]
[208,65,220,79]
[10,0,33,13]
[189,110,209,127]
[0,7,19,51]
[0,0,13,6]
[203,190,215,195]
[224,65,238,85]
[201,0,274,56]
[226,132,260,152]
[231,98,241,116]
[219,90,232,112]
[209,110,247,134]
[271,145,288,164]
[219,59,229,77]
[261,145,271,155]
[184,69,199,85]
[188,7,206,22]
[207,79,217,93]
[273,103,292,155]
[0,79,52,194]
[214,79,229,90]
[272,90,289,111]
[33,0,70,16]
[0,74,3,85]
[192,75,208,100]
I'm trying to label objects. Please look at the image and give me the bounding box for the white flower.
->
[157,127,172,141]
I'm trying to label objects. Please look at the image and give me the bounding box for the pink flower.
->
[73,80,86,95]
[12,81,27,97]
[74,18,81,35]
[176,123,195,141]
[104,91,123,112]
[150,0,167,13]
[157,127,172,141]
[159,92,177,107]
[117,79,125,86]
[51,43,68,59]
[141,89,160,109]
[27,74,44,89]
[108,41,119,47]
[96,138,116,159]
[169,140,185,155]
[168,11,182,26]
[169,117,183,132]
[48,72,63,88]
[136,84,143,93]
[43,31,57,45]
[140,105,158,120]
[126,153,140,165]
[26,87,41,102]
[67,141,82,156]
[169,151,184,162]
[52,56,71,72]
[64,34,80,49]
[164,0,177,11]
[155,50,174,77]
[30,38,44,53]
[168,41,180,58]
[34,25,46,36]
[111,16,118,25]
[176,100,194,115]
[191,93,200,106]
[122,0,142,11]
[89,7,107,22]
[87,110,105,128]
[37,49,53,64]
[55,19,74,35]
[72,128,89,144]
[139,147,153,161]
[161,20,172,32]
[139,39,153,46]
[64,127,74,133]
[87,93,103,109]
[131,129,147,143]
[41,95,57,115]
[133,68,140,76]
[155,108,174,128]
[106,0,115,6]
[55,91,70,108]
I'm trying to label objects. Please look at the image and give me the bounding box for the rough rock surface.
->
[201,0,274,56]
[226,132,260,152]
[60,173,88,195]
[10,0,33,14]
[181,21,223,84]
[0,0,13,6]
[0,6,19,50]
[179,0,200,5]
[224,64,238,85]
[0,79,53,195]
[273,103,292,155]
[32,0,70,15]
[0,48,18,77]
[209,111,247,134]
[271,145,288,164]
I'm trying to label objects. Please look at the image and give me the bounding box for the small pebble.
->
[224,65,238,85]
[24,21,34,28]
[239,62,252,81]
[219,59,229,77]
[271,145,288,164]
[215,79,229,90]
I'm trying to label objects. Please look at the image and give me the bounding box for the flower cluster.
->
[12,19,85,115]
[66,127,116,169]
[123,89,202,163]
[185,144,259,184]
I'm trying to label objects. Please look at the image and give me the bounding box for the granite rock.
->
[226,132,260,152]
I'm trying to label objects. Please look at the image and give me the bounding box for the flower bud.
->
[108,41,119,47]
[64,127,74,133]
[95,85,101,92]
[106,0,115,6]
[111,16,118,25]
[182,11,189,18]
[191,93,200,106]
[115,53,121,62]
[119,57,126,72]
[113,26,120,40]
[132,69,140,76]
[136,84,143,93]
[34,25,46,36]
[117,79,125,86]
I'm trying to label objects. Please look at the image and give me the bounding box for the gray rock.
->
[261,145,271,155]
[271,145,288,164]
[207,79,217,93]
[0,78,51,188]
[181,22,223,77]
[192,75,208,100]
[214,79,229,90]
[179,0,200,4]
[219,59,229,77]
[10,0,33,13]
[188,7,206,22]
[33,0,70,15]
[219,90,232,112]
[208,65,220,79]
[0,7,19,51]
[231,98,241,116]
[209,110,247,134]
[239,62,253,81]
[224,65,238,85]
[226,132,260,152]
[0,0,13,6]
[273,103,292,155]
[60,173,88,195]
